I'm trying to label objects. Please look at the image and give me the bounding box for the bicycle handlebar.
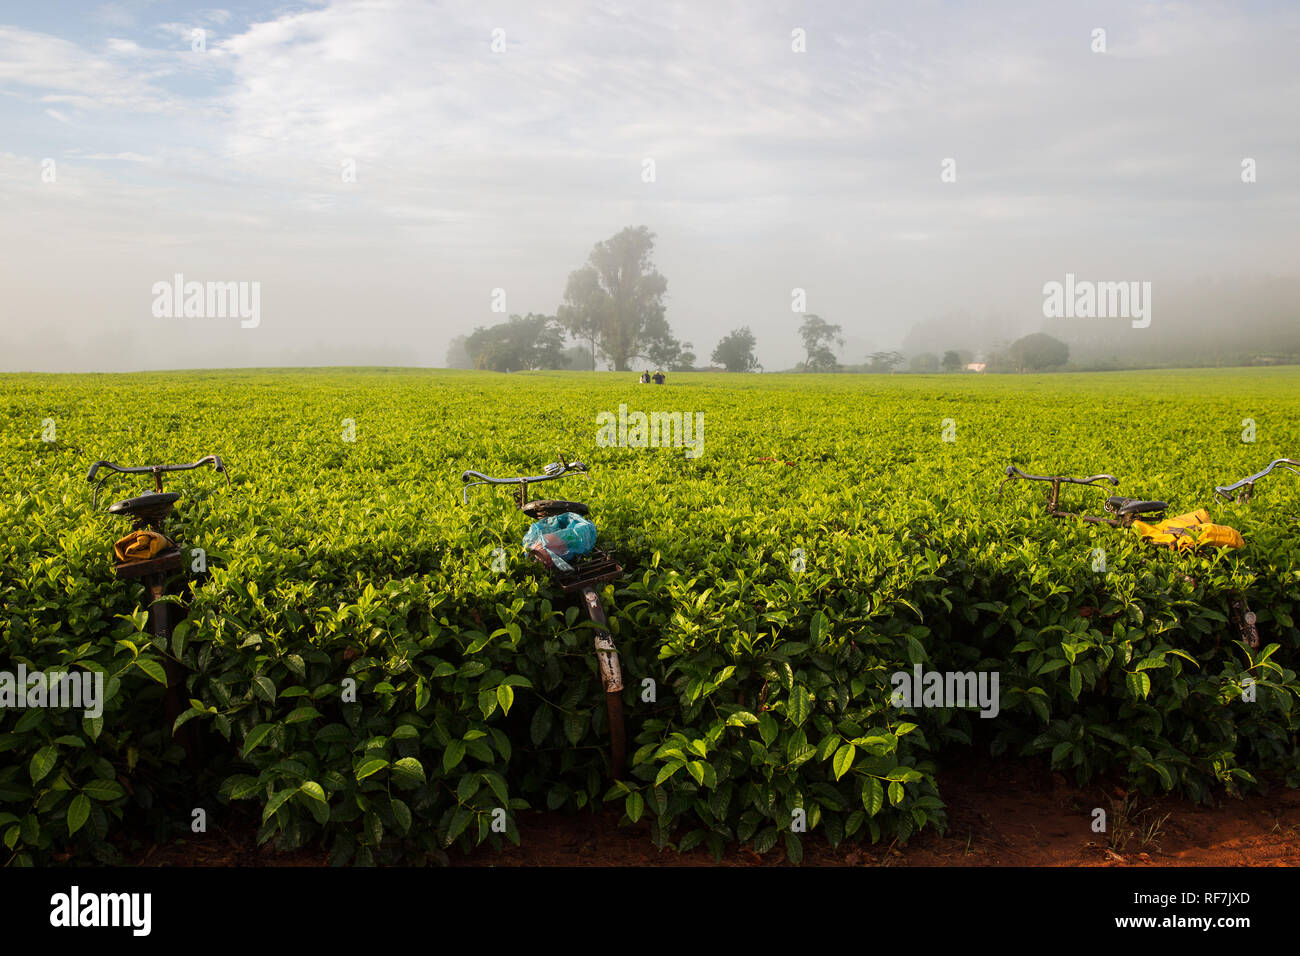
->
[87,455,229,506]
[998,465,1119,496]
[460,459,588,505]
[87,455,226,483]
[1215,458,1300,500]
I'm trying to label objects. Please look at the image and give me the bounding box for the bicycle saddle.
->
[1104,496,1167,517]
[107,492,181,526]
[521,499,589,520]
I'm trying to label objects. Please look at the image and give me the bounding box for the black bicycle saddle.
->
[1104,496,1167,518]
[107,492,181,525]
[521,499,589,520]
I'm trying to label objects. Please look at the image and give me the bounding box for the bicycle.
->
[87,455,229,758]
[997,465,1168,526]
[999,463,1259,648]
[461,457,627,779]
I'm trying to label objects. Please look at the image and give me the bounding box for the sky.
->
[0,0,1296,371]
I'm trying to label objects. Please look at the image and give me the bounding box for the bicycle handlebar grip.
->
[86,460,117,482]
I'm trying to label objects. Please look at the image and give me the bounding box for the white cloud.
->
[77,151,156,162]
[0,0,1298,371]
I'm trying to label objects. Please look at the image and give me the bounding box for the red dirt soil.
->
[130,755,1300,867]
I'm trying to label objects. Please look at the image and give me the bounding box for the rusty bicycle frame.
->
[87,456,229,759]
[461,458,627,779]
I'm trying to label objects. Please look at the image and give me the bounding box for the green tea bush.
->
[0,443,180,865]
[2,367,1298,865]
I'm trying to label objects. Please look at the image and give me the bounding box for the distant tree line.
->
[448,225,768,374]
[897,335,1070,373]
[444,226,1075,375]
[789,314,1072,373]
[447,300,1073,375]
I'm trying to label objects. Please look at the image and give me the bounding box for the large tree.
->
[646,336,696,371]
[557,226,671,372]
[865,350,904,373]
[1008,332,1069,372]
[797,314,843,371]
[711,327,761,372]
[465,313,566,372]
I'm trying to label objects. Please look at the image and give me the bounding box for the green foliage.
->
[864,351,904,374]
[465,314,567,373]
[1001,332,1070,372]
[711,328,761,373]
[557,226,677,372]
[1,366,1298,865]
[795,315,843,371]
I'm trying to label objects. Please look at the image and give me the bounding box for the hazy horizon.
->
[2,0,1297,373]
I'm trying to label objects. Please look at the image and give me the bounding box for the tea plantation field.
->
[2,367,1298,865]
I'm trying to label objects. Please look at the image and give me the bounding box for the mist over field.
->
[1,0,1297,373]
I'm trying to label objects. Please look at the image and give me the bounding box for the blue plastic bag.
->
[522,512,597,572]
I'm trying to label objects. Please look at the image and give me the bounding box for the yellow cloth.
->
[1132,508,1244,552]
[114,529,173,562]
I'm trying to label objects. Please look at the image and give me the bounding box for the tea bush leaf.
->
[28,746,57,784]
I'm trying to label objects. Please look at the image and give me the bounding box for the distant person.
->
[640,371,651,384]
[652,370,666,385]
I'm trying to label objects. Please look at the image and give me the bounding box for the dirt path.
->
[130,755,1300,867]
[453,756,1300,867]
